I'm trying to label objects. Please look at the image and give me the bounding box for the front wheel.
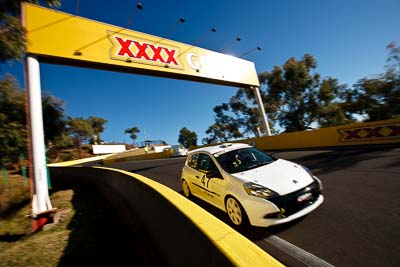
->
[225,197,247,227]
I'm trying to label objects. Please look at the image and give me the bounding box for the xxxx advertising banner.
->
[22,3,260,88]
[242,118,400,151]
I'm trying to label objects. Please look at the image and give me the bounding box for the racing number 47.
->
[201,174,210,188]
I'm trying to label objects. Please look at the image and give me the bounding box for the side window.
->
[197,153,218,173]
[187,153,199,169]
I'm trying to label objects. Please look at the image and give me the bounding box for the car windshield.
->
[214,147,275,174]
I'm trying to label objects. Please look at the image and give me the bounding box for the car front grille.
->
[265,180,321,218]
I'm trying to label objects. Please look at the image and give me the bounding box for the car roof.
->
[189,143,251,155]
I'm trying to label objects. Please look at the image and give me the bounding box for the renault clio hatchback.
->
[181,143,324,227]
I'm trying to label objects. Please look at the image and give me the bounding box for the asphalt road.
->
[101,146,400,267]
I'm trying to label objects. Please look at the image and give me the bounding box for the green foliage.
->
[0,0,68,163]
[205,45,400,141]
[315,78,355,127]
[0,75,26,162]
[0,75,25,122]
[87,116,108,144]
[67,117,95,146]
[178,127,197,148]
[204,54,329,140]
[0,0,61,63]
[0,75,71,162]
[124,126,140,143]
[0,14,26,62]
[0,122,27,163]
[42,92,67,144]
[203,102,246,144]
[349,42,400,121]
[0,1,108,161]
[262,54,324,132]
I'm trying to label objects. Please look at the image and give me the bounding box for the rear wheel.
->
[225,197,247,227]
[182,179,191,198]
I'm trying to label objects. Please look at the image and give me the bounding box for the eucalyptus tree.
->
[0,75,26,162]
[67,117,94,147]
[87,116,108,144]
[124,127,140,144]
[261,54,321,132]
[316,77,354,127]
[178,127,197,148]
[349,42,400,121]
[1,0,61,62]
[0,76,67,162]
[204,53,356,142]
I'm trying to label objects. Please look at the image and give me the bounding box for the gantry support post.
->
[252,86,271,136]
[25,56,55,231]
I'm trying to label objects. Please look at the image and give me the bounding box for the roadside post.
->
[24,56,56,231]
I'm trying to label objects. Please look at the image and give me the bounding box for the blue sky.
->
[1,0,399,145]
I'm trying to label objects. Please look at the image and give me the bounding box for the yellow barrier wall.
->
[103,149,174,164]
[49,166,284,266]
[235,118,400,151]
[102,119,400,164]
[48,154,111,167]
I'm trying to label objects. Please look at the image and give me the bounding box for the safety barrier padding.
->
[49,166,284,267]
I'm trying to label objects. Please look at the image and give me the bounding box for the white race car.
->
[181,143,324,227]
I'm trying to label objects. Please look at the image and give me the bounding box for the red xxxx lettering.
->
[388,125,400,136]
[344,129,362,139]
[364,127,384,138]
[114,36,178,66]
[115,37,134,57]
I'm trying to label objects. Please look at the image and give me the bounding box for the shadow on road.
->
[273,147,399,176]
[53,184,150,267]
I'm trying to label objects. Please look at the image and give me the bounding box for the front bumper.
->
[243,180,324,227]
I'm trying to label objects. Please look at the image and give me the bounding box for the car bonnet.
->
[231,159,314,195]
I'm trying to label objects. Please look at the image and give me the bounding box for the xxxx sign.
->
[108,31,183,69]
[337,123,400,142]
[23,3,260,87]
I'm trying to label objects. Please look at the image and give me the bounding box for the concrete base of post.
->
[31,209,57,232]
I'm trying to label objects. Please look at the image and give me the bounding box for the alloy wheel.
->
[226,197,243,226]
[182,179,191,198]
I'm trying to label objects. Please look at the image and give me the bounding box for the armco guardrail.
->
[49,166,284,267]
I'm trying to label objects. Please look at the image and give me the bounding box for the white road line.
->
[264,235,335,267]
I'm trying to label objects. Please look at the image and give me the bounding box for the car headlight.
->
[243,182,278,199]
[301,166,323,191]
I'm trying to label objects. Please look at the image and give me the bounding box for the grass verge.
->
[0,174,144,267]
